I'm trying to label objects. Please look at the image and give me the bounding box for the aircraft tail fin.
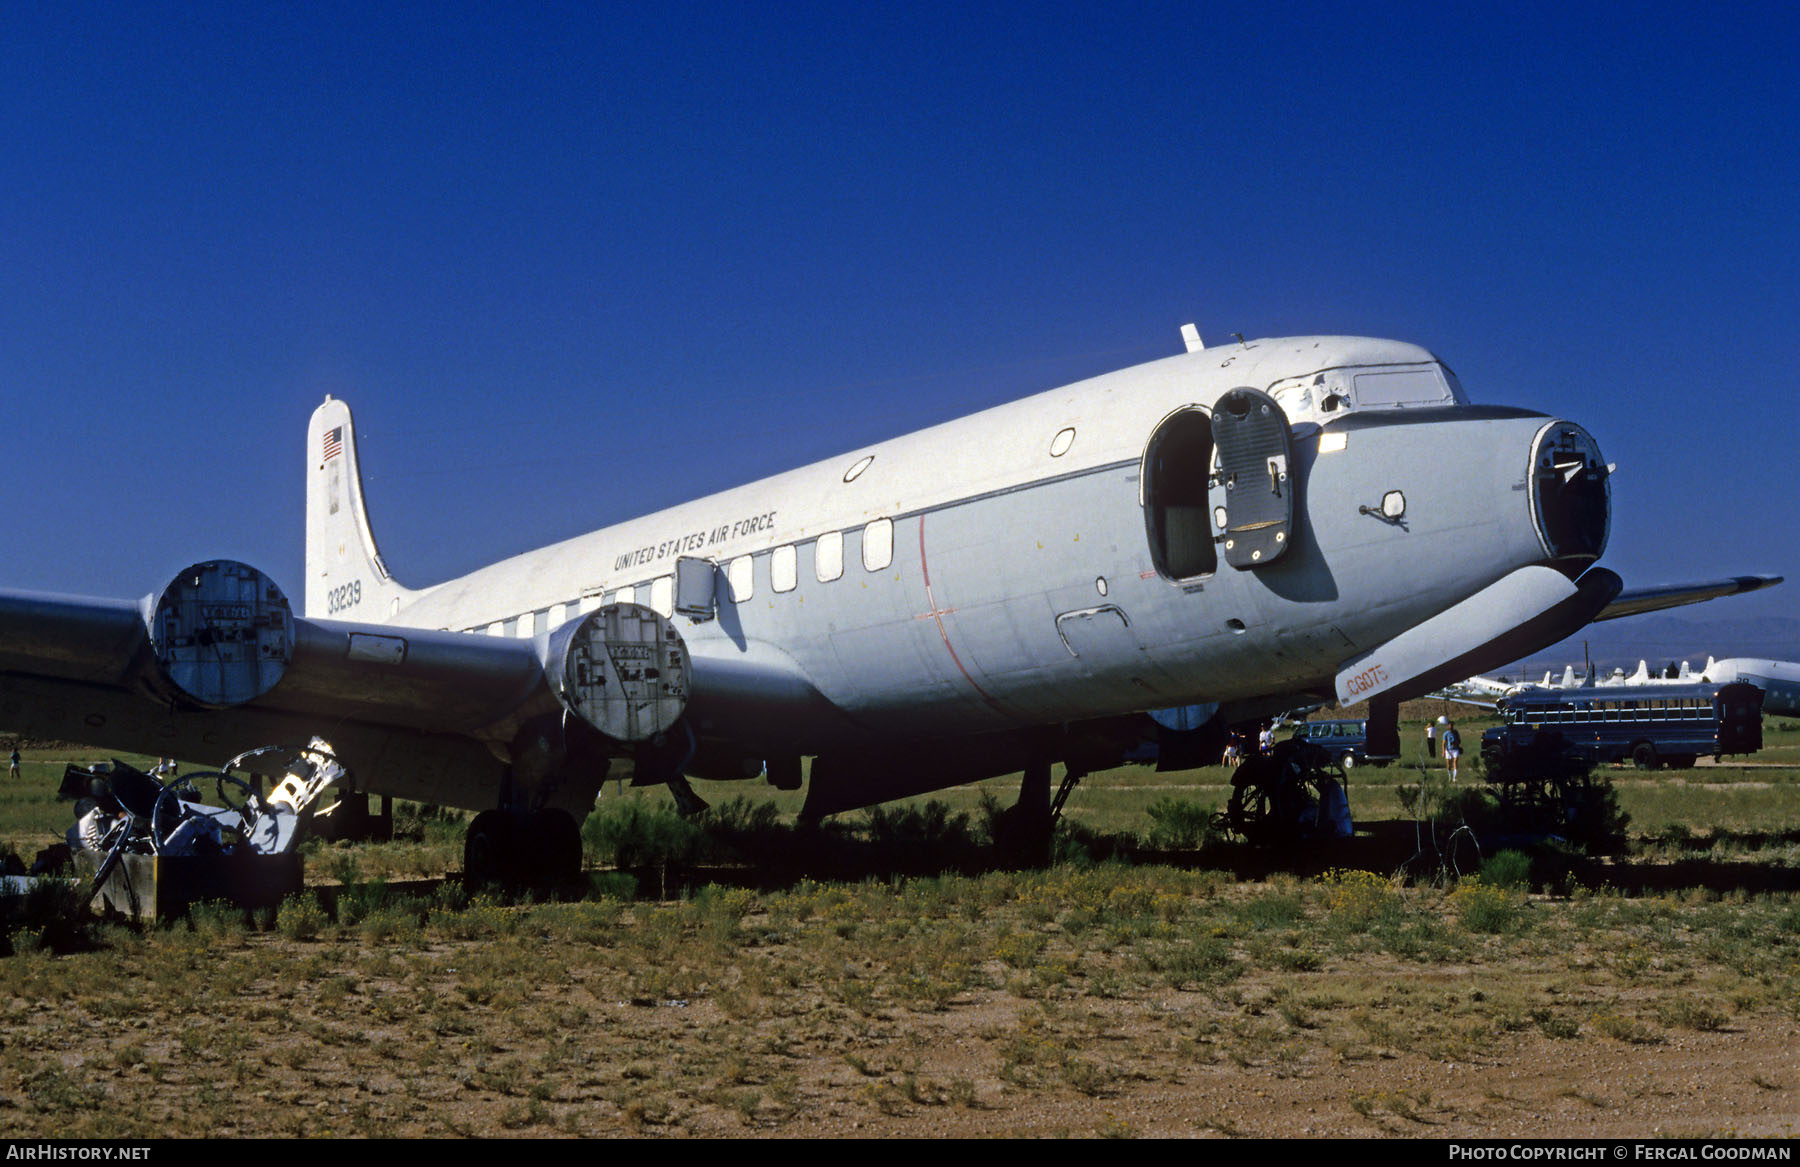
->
[305,397,418,621]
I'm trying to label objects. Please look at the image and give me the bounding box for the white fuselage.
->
[314,336,1584,762]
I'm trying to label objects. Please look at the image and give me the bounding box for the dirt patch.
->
[4,872,1798,1139]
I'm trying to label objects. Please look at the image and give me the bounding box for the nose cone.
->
[1528,422,1610,574]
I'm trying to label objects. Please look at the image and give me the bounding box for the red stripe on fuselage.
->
[916,515,1007,713]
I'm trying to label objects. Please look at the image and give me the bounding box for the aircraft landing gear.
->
[464,807,583,885]
[992,755,1056,868]
[1226,740,1348,846]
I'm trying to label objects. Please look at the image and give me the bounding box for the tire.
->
[1339,752,1356,771]
[464,809,515,882]
[530,808,583,884]
[1631,742,1659,771]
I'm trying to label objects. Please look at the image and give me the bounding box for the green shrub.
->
[1450,877,1527,934]
[582,799,708,868]
[1,878,92,956]
[1479,849,1533,891]
[1145,797,1218,850]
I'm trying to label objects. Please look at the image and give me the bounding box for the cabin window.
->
[486,621,504,637]
[578,593,602,615]
[816,531,844,582]
[727,556,753,602]
[863,518,894,571]
[1143,407,1218,580]
[517,611,536,638]
[650,576,674,618]
[612,586,635,605]
[772,545,798,593]
[1049,427,1076,457]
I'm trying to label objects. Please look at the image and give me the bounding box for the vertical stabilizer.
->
[305,397,417,621]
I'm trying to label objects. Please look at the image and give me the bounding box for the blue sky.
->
[2,2,1794,634]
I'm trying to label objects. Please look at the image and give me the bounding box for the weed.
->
[1096,1113,1138,1138]
[1657,998,1729,1032]
[1479,849,1533,890]
[1322,869,1402,931]
[1450,877,1527,935]
[275,892,327,940]
[1531,1008,1580,1039]
[1144,797,1218,850]
[1593,1013,1664,1044]
[995,931,1048,970]
[1144,935,1240,990]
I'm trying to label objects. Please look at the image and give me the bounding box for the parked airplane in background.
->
[0,328,1780,878]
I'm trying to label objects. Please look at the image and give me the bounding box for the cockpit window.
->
[1267,361,1466,421]
[1352,367,1451,407]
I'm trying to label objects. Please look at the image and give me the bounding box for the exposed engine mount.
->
[148,560,295,707]
[543,603,690,743]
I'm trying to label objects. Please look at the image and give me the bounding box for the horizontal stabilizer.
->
[1594,574,1782,621]
[1335,566,1622,705]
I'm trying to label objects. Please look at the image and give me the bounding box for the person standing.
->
[1441,720,1462,782]
[1424,721,1437,759]
[7,748,18,781]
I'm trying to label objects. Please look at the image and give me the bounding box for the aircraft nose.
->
[1528,421,1609,574]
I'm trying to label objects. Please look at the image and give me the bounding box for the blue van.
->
[1286,719,1396,769]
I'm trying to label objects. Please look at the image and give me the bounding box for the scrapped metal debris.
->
[61,738,350,912]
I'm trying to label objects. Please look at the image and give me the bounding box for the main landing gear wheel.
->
[464,808,583,885]
[1226,741,1345,846]
[530,808,582,885]
[464,810,516,883]
[1226,766,1291,846]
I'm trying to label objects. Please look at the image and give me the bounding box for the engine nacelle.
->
[544,603,689,743]
[147,560,295,708]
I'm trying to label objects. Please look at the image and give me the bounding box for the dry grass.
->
[0,867,1798,1136]
[3,722,1799,1137]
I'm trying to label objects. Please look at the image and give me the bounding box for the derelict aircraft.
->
[0,328,1780,878]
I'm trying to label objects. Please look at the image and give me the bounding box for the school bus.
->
[1481,681,1763,772]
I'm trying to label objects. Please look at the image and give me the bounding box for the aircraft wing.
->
[0,574,554,806]
[0,559,841,813]
[1592,574,1783,622]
